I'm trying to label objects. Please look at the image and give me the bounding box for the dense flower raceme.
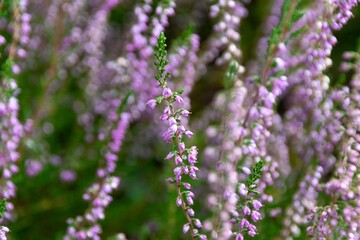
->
[202,0,248,67]
[279,1,360,238]
[65,112,130,240]
[147,33,206,240]
[305,48,360,240]
[0,1,31,236]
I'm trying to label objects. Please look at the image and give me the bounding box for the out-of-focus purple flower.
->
[146,99,157,109]
[25,160,43,177]
[60,170,77,182]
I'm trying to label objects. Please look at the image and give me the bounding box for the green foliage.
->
[267,0,304,57]
[224,60,239,89]
[287,27,306,43]
[1,58,13,79]
[159,0,174,8]
[245,159,264,192]
[173,23,195,48]
[117,91,132,114]
[0,0,13,18]
[153,0,174,8]
[0,198,6,219]
[154,32,170,85]
[0,59,15,98]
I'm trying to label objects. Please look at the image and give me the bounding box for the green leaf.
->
[117,91,133,114]
[0,198,6,219]
[245,159,265,190]
[291,10,304,24]
[154,32,170,85]
[173,23,195,48]
[224,60,239,89]
[287,27,306,43]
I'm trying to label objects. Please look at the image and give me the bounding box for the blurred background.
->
[2,0,360,239]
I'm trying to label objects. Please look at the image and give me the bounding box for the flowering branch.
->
[147,32,206,240]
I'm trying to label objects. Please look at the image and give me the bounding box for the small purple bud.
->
[146,99,157,109]
[175,95,183,103]
[243,206,251,215]
[194,219,203,228]
[251,211,262,222]
[248,230,256,237]
[175,155,183,165]
[0,36,6,46]
[179,142,185,152]
[240,218,249,228]
[199,235,207,240]
[182,110,190,116]
[186,196,194,205]
[188,191,195,198]
[178,125,186,133]
[165,152,174,160]
[188,153,197,165]
[12,64,21,74]
[169,124,178,134]
[163,88,173,98]
[174,167,182,177]
[183,224,190,234]
[185,130,193,138]
[187,208,195,216]
[167,178,175,183]
[168,117,177,126]
[235,233,244,240]
[252,200,262,211]
[248,224,256,232]
[176,197,182,206]
[183,183,191,189]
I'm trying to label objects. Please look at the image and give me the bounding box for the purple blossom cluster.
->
[147,32,206,240]
[203,0,248,66]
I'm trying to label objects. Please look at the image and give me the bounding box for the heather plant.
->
[0,0,360,240]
